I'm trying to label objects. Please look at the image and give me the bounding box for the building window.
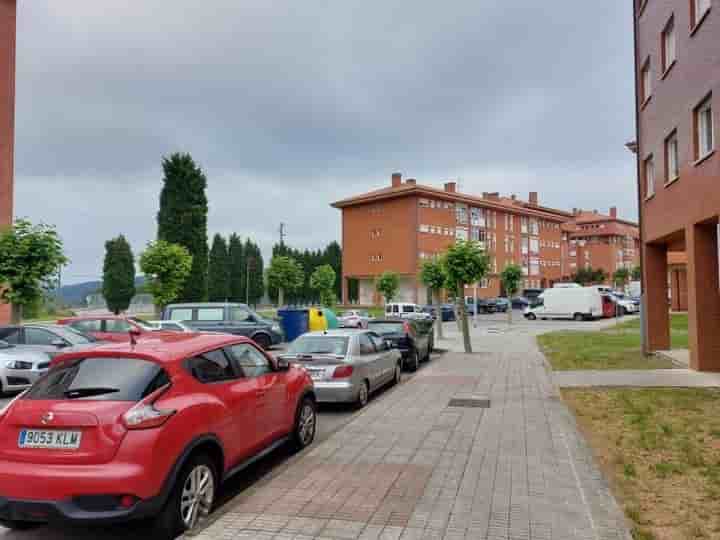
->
[661,17,676,73]
[419,224,430,233]
[665,130,679,182]
[692,0,711,28]
[695,94,714,160]
[641,59,652,104]
[456,228,468,241]
[644,155,655,198]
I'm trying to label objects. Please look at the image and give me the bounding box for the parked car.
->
[421,305,456,322]
[487,298,510,313]
[0,340,50,395]
[56,316,166,343]
[367,318,433,372]
[608,293,639,315]
[0,324,99,359]
[0,333,316,537]
[524,287,603,321]
[522,288,544,301]
[162,303,283,349]
[148,320,194,332]
[384,303,432,320]
[468,298,497,314]
[337,310,371,328]
[511,296,530,309]
[279,330,401,407]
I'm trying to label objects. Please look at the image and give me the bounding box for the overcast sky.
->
[13,1,637,284]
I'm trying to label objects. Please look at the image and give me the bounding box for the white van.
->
[524,287,603,321]
[553,282,581,288]
[385,303,431,320]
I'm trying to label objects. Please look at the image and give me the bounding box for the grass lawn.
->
[563,388,720,540]
[538,314,687,370]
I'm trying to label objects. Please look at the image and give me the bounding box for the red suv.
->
[0,333,316,538]
[56,316,167,343]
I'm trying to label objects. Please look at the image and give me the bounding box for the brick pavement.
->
[189,338,631,540]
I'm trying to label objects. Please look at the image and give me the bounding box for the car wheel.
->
[154,454,217,538]
[292,396,317,450]
[526,313,537,321]
[356,380,370,409]
[573,313,584,322]
[253,334,272,350]
[0,519,40,530]
[391,362,402,386]
[408,349,420,372]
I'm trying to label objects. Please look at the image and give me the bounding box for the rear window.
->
[287,336,349,356]
[367,322,405,334]
[169,309,193,321]
[24,358,168,402]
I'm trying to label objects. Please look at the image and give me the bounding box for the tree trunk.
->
[278,288,285,308]
[10,303,22,324]
[457,289,472,353]
[155,304,162,318]
[434,290,443,340]
[507,297,513,326]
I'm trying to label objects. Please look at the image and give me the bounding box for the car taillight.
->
[403,322,411,334]
[122,383,175,430]
[333,365,354,379]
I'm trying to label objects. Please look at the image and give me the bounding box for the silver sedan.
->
[0,340,51,395]
[279,330,402,407]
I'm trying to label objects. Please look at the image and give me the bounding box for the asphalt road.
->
[0,353,435,539]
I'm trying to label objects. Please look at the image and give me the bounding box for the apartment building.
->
[634,0,719,370]
[0,0,16,324]
[332,174,639,305]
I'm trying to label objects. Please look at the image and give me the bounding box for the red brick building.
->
[332,174,639,305]
[0,0,16,324]
[634,0,719,370]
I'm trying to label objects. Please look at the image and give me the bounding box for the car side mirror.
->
[51,339,68,348]
[276,357,291,371]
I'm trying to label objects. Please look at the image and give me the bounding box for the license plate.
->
[307,369,325,380]
[18,429,82,450]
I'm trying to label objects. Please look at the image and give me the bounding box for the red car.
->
[56,316,167,342]
[0,333,316,538]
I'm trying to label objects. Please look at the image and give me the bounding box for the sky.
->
[13,1,637,285]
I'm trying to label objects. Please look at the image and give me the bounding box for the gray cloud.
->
[13,1,637,283]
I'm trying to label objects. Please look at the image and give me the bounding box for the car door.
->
[227,343,289,445]
[194,307,228,333]
[369,333,395,384]
[357,333,384,391]
[185,348,258,464]
[227,307,257,338]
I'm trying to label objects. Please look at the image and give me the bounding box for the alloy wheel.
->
[180,464,215,530]
[298,402,316,446]
[358,382,369,407]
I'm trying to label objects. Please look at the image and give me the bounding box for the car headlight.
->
[5,360,33,370]
[271,324,282,333]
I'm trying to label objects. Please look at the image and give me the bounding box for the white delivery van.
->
[524,287,603,321]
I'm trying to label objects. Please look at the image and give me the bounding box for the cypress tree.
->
[102,235,136,315]
[228,234,245,303]
[244,240,265,307]
[208,234,230,302]
[157,153,209,302]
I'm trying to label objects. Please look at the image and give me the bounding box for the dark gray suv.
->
[161,303,283,349]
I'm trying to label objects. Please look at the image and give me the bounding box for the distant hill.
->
[54,276,146,307]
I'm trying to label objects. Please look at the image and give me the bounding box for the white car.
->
[385,303,433,321]
[609,294,639,315]
[148,320,194,332]
[0,340,51,395]
[337,310,372,328]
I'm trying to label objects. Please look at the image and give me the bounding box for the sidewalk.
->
[189,332,630,540]
[553,368,720,388]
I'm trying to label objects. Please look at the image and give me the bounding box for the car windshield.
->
[24,357,168,402]
[287,336,349,356]
[128,317,156,331]
[367,322,405,334]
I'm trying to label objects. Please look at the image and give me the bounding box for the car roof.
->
[58,315,133,321]
[302,329,367,338]
[52,333,254,365]
[165,303,249,308]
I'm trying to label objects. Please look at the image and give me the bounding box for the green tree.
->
[310,264,337,307]
[139,240,193,315]
[323,241,342,301]
[442,240,490,353]
[631,265,642,281]
[500,263,523,325]
[613,267,630,290]
[420,259,446,339]
[228,234,245,303]
[102,235,136,315]
[157,153,209,302]
[207,234,230,302]
[0,220,68,323]
[267,256,304,307]
[244,240,264,306]
[376,271,400,304]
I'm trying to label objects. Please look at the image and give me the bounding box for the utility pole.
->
[279,223,287,246]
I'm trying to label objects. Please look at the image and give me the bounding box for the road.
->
[0,352,437,539]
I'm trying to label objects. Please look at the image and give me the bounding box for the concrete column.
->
[686,223,720,371]
[643,242,670,351]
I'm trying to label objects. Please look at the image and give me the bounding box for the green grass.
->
[564,388,720,539]
[538,314,687,370]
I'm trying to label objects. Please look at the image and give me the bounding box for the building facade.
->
[634,0,719,370]
[0,0,16,324]
[332,174,639,305]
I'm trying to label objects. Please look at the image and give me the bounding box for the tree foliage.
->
[139,240,193,313]
[157,153,209,302]
[0,220,68,322]
[228,234,245,303]
[267,256,304,307]
[613,267,631,288]
[420,259,446,292]
[376,271,400,304]
[500,264,523,298]
[269,241,342,304]
[244,239,264,306]
[310,265,337,307]
[208,234,230,302]
[631,265,642,281]
[102,235,136,315]
[571,266,607,285]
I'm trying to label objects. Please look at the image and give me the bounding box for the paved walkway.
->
[553,368,720,388]
[189,331,631,540]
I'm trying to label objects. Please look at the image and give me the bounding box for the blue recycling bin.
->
[277,308,309,342]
